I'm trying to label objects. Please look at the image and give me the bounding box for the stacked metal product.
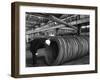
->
[32,35,89,65]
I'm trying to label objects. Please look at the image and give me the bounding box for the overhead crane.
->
[26,14,89,35]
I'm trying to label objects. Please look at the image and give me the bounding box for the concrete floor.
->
[26,49,89,67]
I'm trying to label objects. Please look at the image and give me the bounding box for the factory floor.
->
[26,49,89,67]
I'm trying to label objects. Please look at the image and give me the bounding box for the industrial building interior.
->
[25,12,90,67]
